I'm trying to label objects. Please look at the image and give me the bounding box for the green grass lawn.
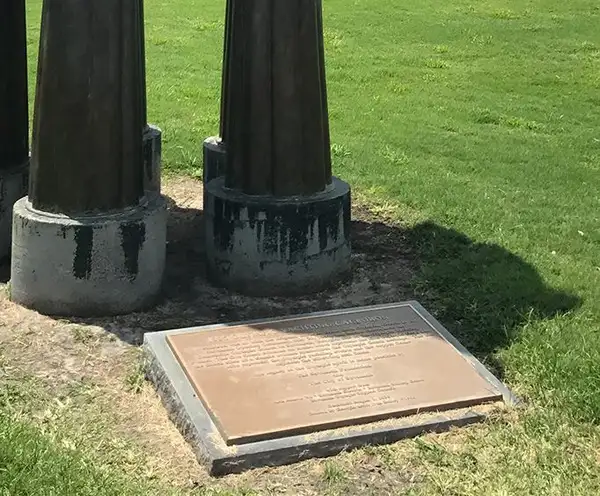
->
[5,0,600,494]
[0,414,164,496]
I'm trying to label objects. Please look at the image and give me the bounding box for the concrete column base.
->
[143,124,162,196]
[10,195,167,317]
[203,136,226,185]
[0,161,29,260]
[204,176,352,296]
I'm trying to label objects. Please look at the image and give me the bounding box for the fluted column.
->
[204,0,351,295]
[29,0,145,213]
[0,0,28,173]
[219,0,233,144]
[11,0,167,316]
[224,0,332,196]
[0,0,29,258]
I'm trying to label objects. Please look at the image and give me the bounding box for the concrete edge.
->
[204,176,350,210]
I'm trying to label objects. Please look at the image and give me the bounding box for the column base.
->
[203,136,226,185]
[0,161,29,260]
[10,195,167,317]
[204,176,352,296]
[143,124,162,196]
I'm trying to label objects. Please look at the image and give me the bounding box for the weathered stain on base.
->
[10,195,167,316]
[120,221,146,279]
[212,188,348,260]
[205,176,352,295]
[72,225,93,279]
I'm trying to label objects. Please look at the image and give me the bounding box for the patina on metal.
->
[219,0,233,144]
[30,0,146,214]
[167,303,503,445]
[222,0,332,196]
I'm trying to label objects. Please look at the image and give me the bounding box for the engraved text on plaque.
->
[167,304,502,445]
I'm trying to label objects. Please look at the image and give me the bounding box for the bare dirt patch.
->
[0,175,423,494]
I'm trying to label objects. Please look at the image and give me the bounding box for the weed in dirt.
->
[125,362,146,395]
[71,325,96,344]
[322,461,347,486]
[0,376,45,414]
[414,438,450,467]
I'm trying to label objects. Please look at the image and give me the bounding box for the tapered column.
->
[11,0,167,316]
[205,0,351,295]
[0,0,29,259]
[224,0,333,196]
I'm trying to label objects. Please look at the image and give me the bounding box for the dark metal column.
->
[10,0,166,317]
[0,0,29,172]
[29,0,145,213]
[0,0,30,259]
[224,0,333,196]
[205,0,351,295]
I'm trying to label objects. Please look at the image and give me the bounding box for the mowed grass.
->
[0,415,164,496]
[7,0,600,494]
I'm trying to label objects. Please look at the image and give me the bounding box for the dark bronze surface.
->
[219,0,233,143]
[222,0,333,196]
[30,0,146,213]
[168,305,502,445]
[0,0,29,170]
[140,0,149,130]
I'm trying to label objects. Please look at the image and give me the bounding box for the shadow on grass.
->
[404,221,581,373]
[0,200,581,371]
[348,218,582,376]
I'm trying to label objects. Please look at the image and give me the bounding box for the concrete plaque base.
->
[144,302,517,475]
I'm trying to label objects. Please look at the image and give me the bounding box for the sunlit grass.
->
[11,0,600,494]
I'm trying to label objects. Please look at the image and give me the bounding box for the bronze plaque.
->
[167,304,502,445]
